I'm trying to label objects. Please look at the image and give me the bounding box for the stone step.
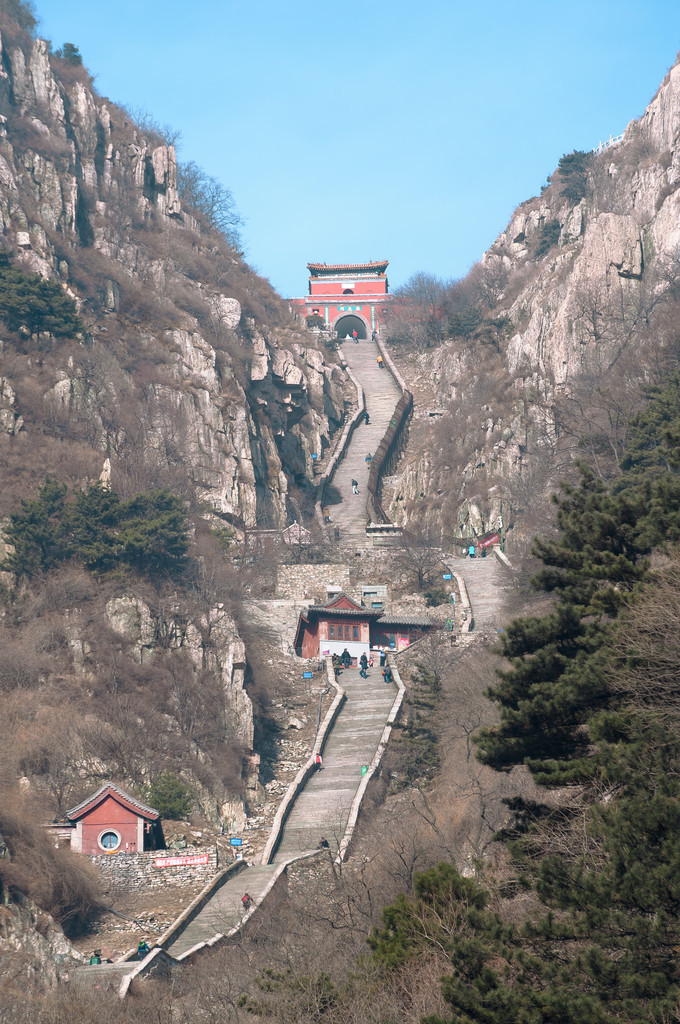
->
[325,341,403,544]
[163,864,278,958]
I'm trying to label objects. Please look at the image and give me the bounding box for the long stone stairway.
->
[159,667,397,960]
[272,666,396,859]
[163,863,277,959]
[455,554,514,633]
[326,339,402,547]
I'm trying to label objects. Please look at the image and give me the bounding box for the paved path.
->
[273,666,396,859]
[163,863,277,959]
[161,668,397,959]
[455,555,514,632]
[327,340,402,547]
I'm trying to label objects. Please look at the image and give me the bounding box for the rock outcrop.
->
[0,27,345,529]
[389,55,680,537]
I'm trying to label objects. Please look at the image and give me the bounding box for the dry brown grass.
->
[0,790,103,935]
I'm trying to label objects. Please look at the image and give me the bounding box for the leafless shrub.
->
[0,790,103,934]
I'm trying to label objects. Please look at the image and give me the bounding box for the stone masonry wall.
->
[277,564,351,601]
[90,847,217,895]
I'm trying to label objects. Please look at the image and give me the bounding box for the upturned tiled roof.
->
[65,783,160,822]
[307,260,389,274]
[373,615,432,627]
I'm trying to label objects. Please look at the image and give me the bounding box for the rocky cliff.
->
[0,25,345,527]
[0,16,347,839]
[387,54,680,542]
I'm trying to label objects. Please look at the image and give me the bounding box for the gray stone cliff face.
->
[0,30,344,528]
[389,58,680,537]
[0,30,347,837]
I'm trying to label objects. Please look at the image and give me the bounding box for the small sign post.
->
[303,671,313,679]
[443,573,452,580]
[229,838,243,847]
[311,453,318,460]
[361,765,368,777]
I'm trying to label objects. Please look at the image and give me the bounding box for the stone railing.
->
[155,859,247,954]
[593,132,624,154]
[335,655,406,862]
[452,571,472,633]
[492,544,514,570]
[314,350,365,535]
[366,378,413,524]
[261,656,345,864]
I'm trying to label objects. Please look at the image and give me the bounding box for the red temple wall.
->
[309,279,387,297]
[301,620,320,659]
[79,796,142,855]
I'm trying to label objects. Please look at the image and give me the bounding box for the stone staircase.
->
[71,958,139,991]
[163,863,277,959]
[455,554,514,633]
[272,667,396,859]
[153,669,397,962]
[326,339,402,548]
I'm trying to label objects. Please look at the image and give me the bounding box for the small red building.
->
[289,260,391,338]
[294,596,432,662]
[64,783,165,855]
[294,594,381,663]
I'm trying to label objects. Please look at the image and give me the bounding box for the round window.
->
[99,830,121,852]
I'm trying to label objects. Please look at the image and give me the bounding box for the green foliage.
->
[448,306,482,337]
[1,480,189,582]
[53,42,82,65]
[146,770,192,820]
[0,250,83,338]
[423,585,448,606]
[557,149,593,204]
[476,372,680,785]
[211,525,236,550]
[305,313,325,329]
[534,218,561,259]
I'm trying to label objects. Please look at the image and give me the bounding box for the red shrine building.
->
[289,260,391,338]
[294,594,432,663]
[63,783,165,856]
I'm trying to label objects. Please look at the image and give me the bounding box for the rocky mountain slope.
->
[387,53,680,545]
[0,11,347,839]
[0,23,345,525]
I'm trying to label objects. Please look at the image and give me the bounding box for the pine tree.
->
[2,477,69,577]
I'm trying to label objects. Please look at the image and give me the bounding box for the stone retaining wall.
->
[314,348,365,535]
[367,338,413,524]
[277,563,350,600]
[90,847,217,895]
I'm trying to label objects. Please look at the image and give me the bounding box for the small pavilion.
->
[63,783,165,855]
[294,595,432,662]
[289,260,390,338]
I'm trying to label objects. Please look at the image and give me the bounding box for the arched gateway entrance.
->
[289,261,390,335]
[334,314,367,339]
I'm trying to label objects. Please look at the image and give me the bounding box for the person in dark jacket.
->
[359,652,369,678]
[341,648,351,668]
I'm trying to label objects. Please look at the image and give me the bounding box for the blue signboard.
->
[229,838,243,846]
[303,671,313,679]
[311,453,318,459]
[443,573,452,580]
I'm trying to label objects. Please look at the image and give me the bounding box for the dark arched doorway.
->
[335,314,367,339]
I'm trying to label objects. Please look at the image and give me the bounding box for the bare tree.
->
[394,520,447,591]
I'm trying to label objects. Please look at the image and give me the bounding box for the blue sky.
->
[34,1,680,298]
